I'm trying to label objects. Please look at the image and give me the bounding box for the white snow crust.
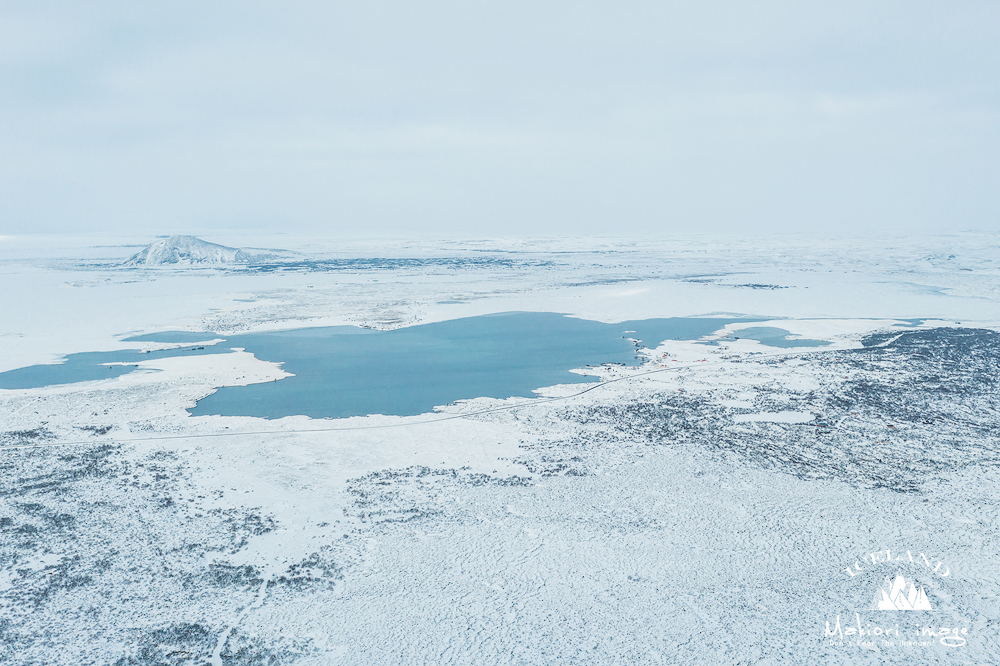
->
[1,232,998,665]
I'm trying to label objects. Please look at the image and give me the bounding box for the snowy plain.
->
[1,232,999,665]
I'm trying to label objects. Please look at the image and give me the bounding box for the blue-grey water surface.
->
[0,312,836,419]
[189,314,760,419]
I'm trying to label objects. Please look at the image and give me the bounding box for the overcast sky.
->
[1,1,998,238]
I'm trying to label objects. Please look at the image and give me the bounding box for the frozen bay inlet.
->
[1,234,999,664]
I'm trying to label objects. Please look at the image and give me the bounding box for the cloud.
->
[0,0,998,236]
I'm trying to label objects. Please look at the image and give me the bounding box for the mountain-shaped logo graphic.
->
[871,575,933,610]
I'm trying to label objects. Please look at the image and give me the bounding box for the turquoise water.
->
[189,313,760,419]
[0,312,779,419]
[0,344,220,390]
[709,327,832,348]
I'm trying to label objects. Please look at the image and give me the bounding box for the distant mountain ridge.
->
[122,236,252,266]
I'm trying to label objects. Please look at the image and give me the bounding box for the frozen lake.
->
[186,313,766,419]
[0,313,838,419]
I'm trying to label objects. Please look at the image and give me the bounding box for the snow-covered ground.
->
[1,233,998,664]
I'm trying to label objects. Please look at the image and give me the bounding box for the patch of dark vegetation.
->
[229,256,556,275]
[562,328,1000,493]
[12,502,77,531]
[567,393,705,443]
[2,444,123,498]
[513,453,587,476]
[46,512,76,529]
[114,622,215,666]
[206,563,263,588]
[149,622,214,646]
[78,425,114,436]
[148,449,178,461]
[14,555,94,608]
[276,550,342,590]
[210,509,278,551]
[345,466,532,523]
[354,465,532,486]
[0,618,28,663]
[460,473,534,487]
[0,434,296,665]
[220,628,294,666]
[862,326,1000,354]
[0,428,54,446]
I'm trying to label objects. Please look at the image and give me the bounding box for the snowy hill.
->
[122,236,251,266]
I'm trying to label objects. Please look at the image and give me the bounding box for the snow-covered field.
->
[1,233,999,665]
